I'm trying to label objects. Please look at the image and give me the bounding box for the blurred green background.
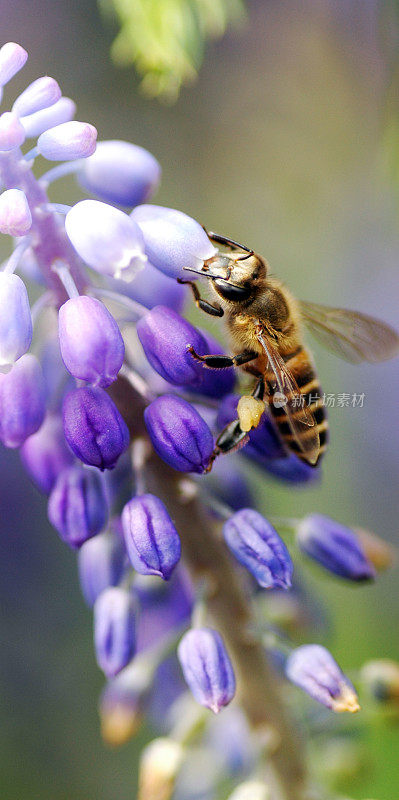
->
[0,1,398,797]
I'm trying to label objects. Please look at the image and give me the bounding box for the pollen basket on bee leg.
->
[237,396,266,432]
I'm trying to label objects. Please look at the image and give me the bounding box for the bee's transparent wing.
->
[300,301,399,364]
[256,327,320,465]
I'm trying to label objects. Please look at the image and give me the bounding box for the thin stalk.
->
[108,377,309,800]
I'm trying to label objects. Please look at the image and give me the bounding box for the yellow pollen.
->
[237,396,265,432]
[331,683,361,714]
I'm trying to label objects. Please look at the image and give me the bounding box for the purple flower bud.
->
[20,413,74,494]
[79,140,161,207]
[48,465,108,547]
[63,387,130,471]
[202,456,254,513]
[0,273,32,367]
[285,644,360,713]
[65,200,147,280]
[144,395,214,474]
[122,494,181,580]
[39,336,74,409]
[296,514,376,582]
[19,247,45,285]
[131,204,217,279]
[21,96,76,138]
[0,189,32,236]
[137,306,234,398]
[0,43,28,86]
[137,306,207,387]
[58,296,125,387]
[256,454,319,485]
[223,508,293,590]
[37,120,97,160]
[94,587,137,678]
[0,111,25,150]
[192,333,235,399]
[78,527,126,606]
[12,76,61,117]
[0,354,46,448]
[177,628,236,713]
[108,261,186,313]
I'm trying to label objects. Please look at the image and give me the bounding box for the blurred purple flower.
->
[48,465,108,548]
[178,627,236,713]
[296,514,375,582]
[223,508,293,589]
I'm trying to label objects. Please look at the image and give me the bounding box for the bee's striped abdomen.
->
[265,345,328,465]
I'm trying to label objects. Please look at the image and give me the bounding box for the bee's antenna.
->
[182,266,215,279]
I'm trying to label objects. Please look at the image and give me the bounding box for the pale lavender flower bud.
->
[0,273,32,367]
[94,587,137,678]
[0,111,25,150]
[131,204,217,279]
[223,508,293,590]
[63,386,130,470]
[144,395,214,474]
[177,628,236,713]
[65,199,147,280]
[0,354,46,447]
[48,465,108,548]
[0,43,28,86]
[58,295,125,387]
[20,413,74,494]
[12,76,61,117]
[37,120,97,161]
[79,140,161,207]
[121,494,181,580]
[20,96,76,138]
[78,527,126,606]
[108,262,187,311]
[0,188,32,236]
[296,514,375,582]
[108,261,186,312]
[285,644,360,713]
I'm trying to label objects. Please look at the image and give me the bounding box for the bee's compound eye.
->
[213,279,252,302]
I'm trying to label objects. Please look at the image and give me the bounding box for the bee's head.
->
[184,251,267,305]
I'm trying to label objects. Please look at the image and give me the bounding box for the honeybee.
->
[180,231,399,469]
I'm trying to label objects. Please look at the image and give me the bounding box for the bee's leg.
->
[251,375,265,400]
[205,420,250,472]
[187,347,257,370]
[177,279,224,317]
[206,375,267,471]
